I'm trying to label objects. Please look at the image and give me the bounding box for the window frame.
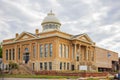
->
[40,44,43,58]
[60,62,62,70]
[45,44,48,57]
[40,62,43,70]
[49,62,52,70]
[44,62,47,70]
[18,48,20,60]
[49,44,52,57]
[33,45,36,58]
[6,49,8,60]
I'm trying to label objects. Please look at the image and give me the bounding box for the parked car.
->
[114,73,120,80]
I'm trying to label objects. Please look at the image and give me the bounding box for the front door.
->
[24,53,29,64]
[71,65,74,71]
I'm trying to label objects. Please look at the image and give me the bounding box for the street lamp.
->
[0,59,4,80]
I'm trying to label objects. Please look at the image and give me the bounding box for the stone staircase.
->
[8,63,34,75]
[19,63,34,75]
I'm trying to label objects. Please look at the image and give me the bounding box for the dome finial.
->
[50,10,52,13]
[48,10,54,15]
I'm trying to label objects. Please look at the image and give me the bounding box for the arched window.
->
[25,48,29,52]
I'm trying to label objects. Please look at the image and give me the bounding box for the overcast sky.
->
[0,0,120,56]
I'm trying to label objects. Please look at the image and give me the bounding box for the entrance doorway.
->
[23,53,29,64]
[71,65,74,71]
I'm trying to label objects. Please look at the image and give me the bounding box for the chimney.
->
[16,33,19,38]
[35,29,39,34]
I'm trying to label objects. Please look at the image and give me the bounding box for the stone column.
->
[72,45,74,59]
[74,44,76,60]
[19,45,21,63]
[15,45,17,63]
[20,45,23,64]
[11,49,13,60]
[37,42,38,59]
[89,47,91,62]
[79,44,81,61]
[87,47,90,61]
[35,42,38,59]
[29,43,32,61]
[74,43,77,70]
[86,46,88,61]
[61,44,63,58]
[8,49,9,61]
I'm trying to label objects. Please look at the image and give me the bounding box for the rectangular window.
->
[18,48,20,60]
[45,44,48,57]
[44,62,47,70]
[9,49,11,60]
[13,49,15,60]
[33,46,36,58]
[67,63,69,70]
[49,44,52,57]
[60,62,62,70]
[40,45,43,58]
[77,56,79,61]
[40,63,43,70]
[92,51,94,61]
[6,50,8,60]
[49,62,52,70]
[64,62,66,70]
[33,63,35,70]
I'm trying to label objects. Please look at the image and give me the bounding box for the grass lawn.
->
[0,74,80,79]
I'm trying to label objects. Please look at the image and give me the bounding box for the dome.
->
[41,11,61,25]
[41,11,61,32]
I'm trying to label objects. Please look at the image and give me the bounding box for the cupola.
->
[41,10,61,32]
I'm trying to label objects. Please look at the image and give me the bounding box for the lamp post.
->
[2,64,4,80]
[0,60,4,80]
[117,58,120,73]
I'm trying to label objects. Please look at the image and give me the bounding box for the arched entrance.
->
[23,48,30,64]
[23,53,29,64]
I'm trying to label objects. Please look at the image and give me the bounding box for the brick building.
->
[2,11,119,72]
[96,47,118,72]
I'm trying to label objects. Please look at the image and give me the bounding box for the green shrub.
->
[9,62,18,69]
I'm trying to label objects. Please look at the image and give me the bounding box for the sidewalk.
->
[77,76,113,80]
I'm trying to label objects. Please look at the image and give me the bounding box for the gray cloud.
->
[0,0,120,56]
